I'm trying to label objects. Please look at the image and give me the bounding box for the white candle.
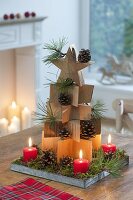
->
[8,123,18,134]
[11,116,20,132]
[0,118,8,136]
[8,101,20,122]
[22,107,31,130]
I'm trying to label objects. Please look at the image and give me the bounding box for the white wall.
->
[0,0,80,102]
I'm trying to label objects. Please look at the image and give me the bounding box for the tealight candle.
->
[8,101,20,122]
[0,118,8,135]
[74,150,90,174]
[102,134,116,154]
[11,116,20,132]
[8,123,18,134]
[21,107,31,130]
[23,137,37,162]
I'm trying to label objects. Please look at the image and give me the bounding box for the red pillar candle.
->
[74,150,90,174]
[23,137,37,162]
[102,134,116,154]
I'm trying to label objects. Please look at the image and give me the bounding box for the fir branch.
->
[91,100,107,119]
[104,157,124,177]
[43,37,67,65]
[56,78,74,94]
[33,100,60,129]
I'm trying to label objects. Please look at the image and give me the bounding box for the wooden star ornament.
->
[52,47,93,86]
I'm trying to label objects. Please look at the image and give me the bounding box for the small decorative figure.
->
[107,54,133,79]
[99,67,116,84]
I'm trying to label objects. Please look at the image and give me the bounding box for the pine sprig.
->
[33,100,60,129]
[91,100,107,119]
[104,157,124,177]
[56,78,74,94]
[43,37,67,65]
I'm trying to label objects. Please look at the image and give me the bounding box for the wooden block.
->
[50,102,62,121]
[79,85,94,104]
[49,84,59,105]
[62,105,71,123]
[69,120,80,142]
[70,86,79,107]
[90,134,101,151]
[44,121,62,137]
[73,139,92,162]
[41,131,60,152]
[57,138,73,162]
[79,104,91,120]
[70,106,79,120]
[78,71,85,86]
[50,84,79,107]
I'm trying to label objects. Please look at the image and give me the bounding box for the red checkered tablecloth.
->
[0,178,81,200]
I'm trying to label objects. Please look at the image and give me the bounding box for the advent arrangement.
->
[11,38,129,188]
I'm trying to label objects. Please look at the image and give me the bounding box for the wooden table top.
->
[0,127,133,200]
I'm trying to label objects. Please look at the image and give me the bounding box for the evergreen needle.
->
[43,37,68,65]
[91,100,107,119]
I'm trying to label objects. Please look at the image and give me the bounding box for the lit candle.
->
[23,137,37,162]
[8,123,18,134]
[8,101,20,122]
[102,134,116,154]
[11,116,20,132]
[21,107,31,130]
[74,150,90,174]
[0,118,8,135]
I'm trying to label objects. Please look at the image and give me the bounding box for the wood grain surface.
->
[0,126,132,200]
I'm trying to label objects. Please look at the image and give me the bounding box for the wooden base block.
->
[90,134,101,151]
[73,139,92,162]
[57,138,73,162]
[41,131,60,152]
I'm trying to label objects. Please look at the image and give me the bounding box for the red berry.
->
[31,12,36,17]
[24,11,30,18]
[3,14,8,20]
[16,13,21,19]
[10,13,15,19]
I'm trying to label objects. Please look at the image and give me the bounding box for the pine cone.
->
[39,150,57,169]
[60,156,73,168]
[78,49,91,63]
[58,93,71,105]
[58,128,70,139]
[80,119,96,139]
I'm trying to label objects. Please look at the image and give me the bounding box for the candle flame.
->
[1,118,8,123]
[24,107,29,112]
[108,134,111,144]
[11,101,17,109]
[29,137,32,147]
[12,116,17,120]
[79,150,83,160]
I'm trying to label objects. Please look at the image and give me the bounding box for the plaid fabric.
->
[0,178,81,200]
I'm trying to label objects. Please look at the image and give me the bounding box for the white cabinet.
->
[0,17,46,118]
[0,17,46,50]
[0,25,19,49]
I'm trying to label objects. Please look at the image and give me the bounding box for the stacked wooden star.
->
[42,46,101,162]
